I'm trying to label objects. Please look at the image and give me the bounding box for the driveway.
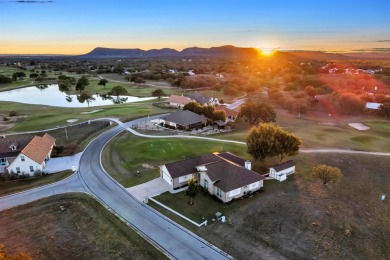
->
[126,178,170,202]
[44,152,83,173]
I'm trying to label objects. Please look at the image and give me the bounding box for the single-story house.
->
[165,95,193,109]
[187,92,219,106]
[7,133,56,175]
[0,135,33,173]
[160,110,207,130]
[215,105,239,122]
[160,152,264,203]
[365,102,382,110]
[269,160,296,182]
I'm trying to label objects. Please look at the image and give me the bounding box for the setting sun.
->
[258,48,276,56]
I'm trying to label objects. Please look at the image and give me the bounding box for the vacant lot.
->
[0,193,166,259]
[215,109,390,152]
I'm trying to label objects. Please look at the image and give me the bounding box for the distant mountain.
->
[82,45,260,58]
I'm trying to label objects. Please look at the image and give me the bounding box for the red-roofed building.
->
[7,133,56,175]
[215,105,239,122]
[165,95,193,109]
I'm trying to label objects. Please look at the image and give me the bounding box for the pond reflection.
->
[0,84,155,107]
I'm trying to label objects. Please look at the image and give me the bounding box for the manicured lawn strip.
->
[0,99,170,133]
[0,193,167,259]
[0,170,73,197]
[102,132,248,187]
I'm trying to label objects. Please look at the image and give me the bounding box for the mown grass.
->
[102,132,248,187]
[0,170,73,197]
[0,193,167,259]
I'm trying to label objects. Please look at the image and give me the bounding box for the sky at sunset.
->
[0,0,389,54]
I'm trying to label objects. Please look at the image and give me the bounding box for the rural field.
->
[102,131,390,259]
[0,193,167,259]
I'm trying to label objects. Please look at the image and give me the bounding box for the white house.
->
[269,160,296,182]
[160,152,264,203]
[7,133,56,175]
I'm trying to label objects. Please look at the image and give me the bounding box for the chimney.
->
[245,160,251,170]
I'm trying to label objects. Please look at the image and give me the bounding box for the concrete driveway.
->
[45,152,83,173]
[126,178,170,202]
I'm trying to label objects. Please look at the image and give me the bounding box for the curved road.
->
[1,116,389,259]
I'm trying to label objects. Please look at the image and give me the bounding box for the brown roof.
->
[205,161,263,192]
[21,133,56,164]
[270,160,296,172]
[215,105,239,117]
[164,152,263,192]
[0,135,33,158]
[166,95,193,105]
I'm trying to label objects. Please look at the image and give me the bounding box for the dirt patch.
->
[142,163,155,169]
[0,194,166,259]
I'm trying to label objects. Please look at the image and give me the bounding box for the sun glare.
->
[258,48,275,56]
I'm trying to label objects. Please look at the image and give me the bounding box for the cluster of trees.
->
[12,71,26,81]
[77,92,95,106]
[246,123,302,163]
[0,75,12,83]
[58,74,76,92]
[183,102,226,122]
[240,102,276,124]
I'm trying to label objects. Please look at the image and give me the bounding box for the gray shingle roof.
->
[0,135,34,158]
[270,160,296,172]
[163,110,206,126]
[164,152,264,192]
[187,92,212,104]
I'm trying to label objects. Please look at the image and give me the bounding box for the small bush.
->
[9,111,18,117]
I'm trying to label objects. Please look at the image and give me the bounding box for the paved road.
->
[226,98,246,109]
[1,115,389,259]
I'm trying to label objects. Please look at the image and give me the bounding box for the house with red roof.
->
[7,133,56,175]
[165,95,193,109]
[160,152,264,203]
[215,105,239,122]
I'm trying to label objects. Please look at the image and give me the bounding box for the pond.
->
[0,85,155,107]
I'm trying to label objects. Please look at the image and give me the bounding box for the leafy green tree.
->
[134,77,146,84]
[183,101,203,114]
[12,72,26,81]
[108,86,128,97]
[240,102,276,125]
[378,102,390,119]
[98,78,108,87]
[311,164,342,185]
[246,123,302,164]
[29,73,39,79]
[151,89,166,100]
[76,76,89,92]
[0,75,12,83]
[186,176,199,205]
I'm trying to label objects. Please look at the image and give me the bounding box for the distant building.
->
[215,105,239,122]
[187,92,219,105]
[165,95,193,109]
[269,160,296,182]
[159,110,207,130]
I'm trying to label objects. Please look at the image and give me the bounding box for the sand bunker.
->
[66,119,79,123]
[348,123,370,131]
[80,109,102,114]
[142,163,155,169]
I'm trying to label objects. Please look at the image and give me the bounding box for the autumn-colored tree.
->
[311,164,342,185]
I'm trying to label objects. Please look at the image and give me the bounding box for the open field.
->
[151,153,390,259]
[0,170,73,197]
[102,132,249,187]
[214,109,390,152]
[0,193,166,259]
[0,99,169,133]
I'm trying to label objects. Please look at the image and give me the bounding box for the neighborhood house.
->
[269,160,296,182]
[165,95,193,109]
[159,110,207,130]
[160,152,264,203]
[4,133,56,175]
[215,105,239,122]
[187,92,219,106]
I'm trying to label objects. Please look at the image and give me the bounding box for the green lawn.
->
[214,110,390,152]
[0,99,170,133]
[0,170,73,197]
[102,132,248,187]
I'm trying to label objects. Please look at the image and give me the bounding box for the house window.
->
[10,145,16,151]
[16,167,21,174]
[216,187,222,198]
[0,158,6,165]
[30,166,34,172]
[21,156,25,162]
[204,180,208,189]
